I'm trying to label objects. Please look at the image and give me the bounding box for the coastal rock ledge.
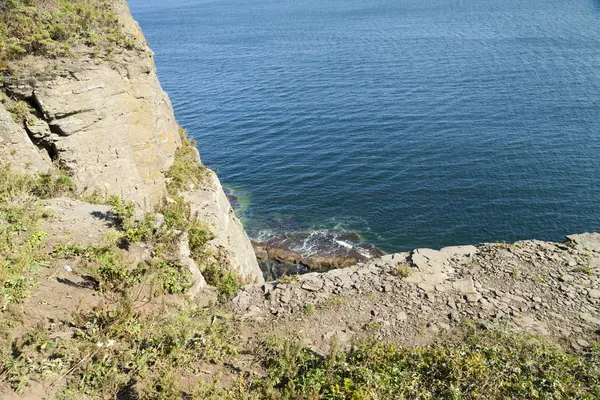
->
[233,233,600,352]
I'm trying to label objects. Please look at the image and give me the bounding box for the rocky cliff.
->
[0,0,263,285]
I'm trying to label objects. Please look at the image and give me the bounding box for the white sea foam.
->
[334,239,353,249]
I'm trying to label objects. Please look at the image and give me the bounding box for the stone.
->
[588,289,600,299]
[435,284,447,292]
[465,292,482,303]
[577,338,590,347]
[567,233,600,253]
[452,277,477,295]
[301,278,324,292]
[579,312,600,325]
[178,231,207,298]
[183,171,263,284]
[559,275,574,283]
[447,298,457,309]
[0,103,51,174]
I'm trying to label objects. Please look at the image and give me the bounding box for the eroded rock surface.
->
[0,104,51,174]
[5,52,181,207]
[233,237,600,352]
[184,171,264,284]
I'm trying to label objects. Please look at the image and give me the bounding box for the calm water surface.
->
[129,0,600,254]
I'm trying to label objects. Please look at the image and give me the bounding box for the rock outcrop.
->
[184,171,264,284]
[0,103,51,174]
[4,51,181,207]
[233,235,600,352]
[0,0,263,284]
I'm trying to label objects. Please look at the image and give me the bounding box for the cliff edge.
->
[0,0,263,285]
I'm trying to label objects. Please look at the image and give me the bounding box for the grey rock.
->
[0,103,51,174]
[178,231,207,298]
[301,278,324,292]
[183,171,263,284]
[452,277,477,295]
[580,312,600,325]
[567,233,600,253]
[588,289,600,299]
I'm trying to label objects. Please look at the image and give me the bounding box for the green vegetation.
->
[258,326,600,399]
[0,0,135,66]
[573,265,595,276]
[3,98,34,122]
[0,164,74,309]
[1,163,600,399]
[107,195,155,243]
[392,263,413,278]
[277,274,300,284]
[53,242,143,293]
[4,299,236,398]
[166,128,208,195]
[154,260,192,294]
[203,264,243,302]
[532,274,547,284]
[302,304,315,315]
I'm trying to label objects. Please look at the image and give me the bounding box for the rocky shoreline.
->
[234,233,600,353]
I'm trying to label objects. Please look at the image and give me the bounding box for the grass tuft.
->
[166,129,208,196]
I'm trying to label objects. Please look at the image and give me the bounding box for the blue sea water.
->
[128,0,600,254]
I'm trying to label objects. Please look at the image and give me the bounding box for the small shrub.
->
[155,261,192,294]
[0,163,74,201]
[4,99,33,122]
[203,265,243,302]
[156,196,195,231]
[277,274,299,284]
[302,304,315,314]
[188,222,213,262]
[573,265,595,276]
[53,243,141,293]
[108,195,154,243]
[532,275,547,284]
[392,263,413,278]
[257,327,600,399]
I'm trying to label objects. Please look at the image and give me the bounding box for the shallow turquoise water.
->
[129,0,600,254]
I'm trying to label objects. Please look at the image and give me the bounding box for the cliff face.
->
[0,0,263,284]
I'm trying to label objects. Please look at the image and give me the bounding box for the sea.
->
[128,0,600,259]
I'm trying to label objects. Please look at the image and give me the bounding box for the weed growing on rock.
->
[277,274,300,284]
[0,164,74,310]
[532,274,547,284]
[3,98,33,122]
[166,129,208,195]
[302,304,315,315]
[3,298,237,397]
[203,264,243,302]
[154,260,192,294]
[107,195,154,243]
[573,265,595,276]
[53,243,142,293]
[392,263,413,278]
